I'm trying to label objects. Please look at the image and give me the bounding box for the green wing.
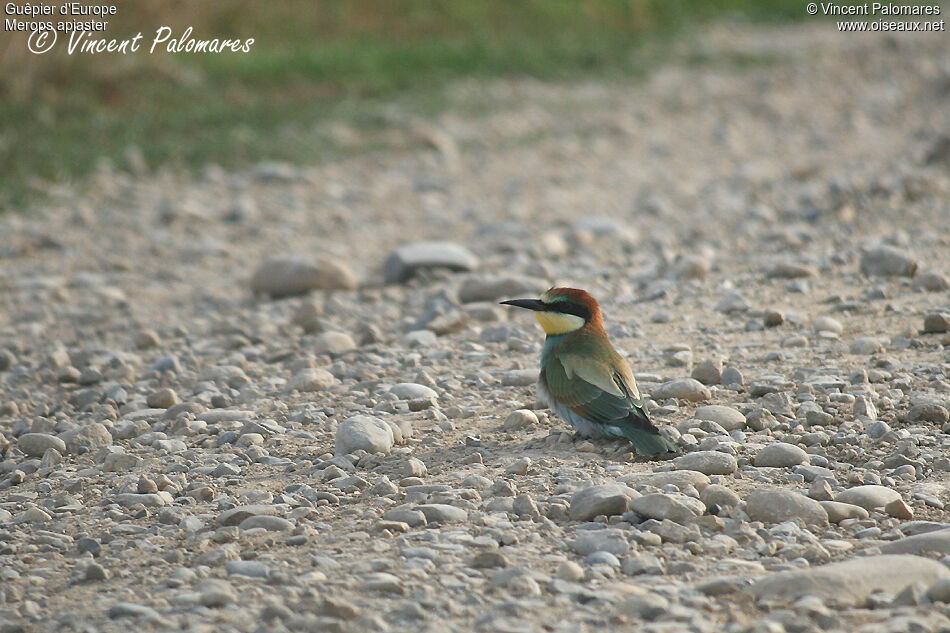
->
[544,354,635,425]
[543,334,676,455]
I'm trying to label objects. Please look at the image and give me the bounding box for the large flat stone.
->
[693,405,746,431]
[216,505,276,526]
[17,433,66,457]
[384,242,478,283]
[751,555,949,605]
[629,493,704,523]
[880,528,950,555]
[251,257,357,297]
[672,451,737,475]
[619,470,710,492]
[746,489,828,527]
[570,484,634,522]
[415,504,467,524]
[113,492,172,508]
[834,485,901,510]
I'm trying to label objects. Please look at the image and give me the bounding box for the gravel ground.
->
[3,21,950,633]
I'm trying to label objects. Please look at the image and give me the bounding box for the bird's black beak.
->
[500,298,547,311]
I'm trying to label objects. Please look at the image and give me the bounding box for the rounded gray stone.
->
[574,528,628,556]
[616,592,669,619]
[746,489,828,527]
[924,312,950,334]
[382,508,427,527]
[813,316,843,334]
[0,349,15,371]
[700,484,741,509]
[225,560,270,578]
[216,504,276,526]
[672,451,737,475]
[102,451,141,472]
[146,388,179,409]
[914,271,950,291]
[907,403,949,423]
[114,493,168,508]
[850,337,884,354]
[720,366,744,386]
[834,485,901,511]
[754,442,809,468]
[693,405,746,431]
[585,551,621,568]
[198,580,236,607]
[859,245,918,278]
[691,359,722,385]
[17,433,67,458]
[384,241,478,284]
[415,504,467,524]
[251,257,357,297]
[620,470,710,491]
[629,493,704,523]
[108,602,162,620]
[335,415,394,456]
[569,484,634,521]
[819,501,870,523]
[312,332,356,354]
[15,507,52,523]
[716,291,751,313]
[285,368,335,392]
[390,383,437,400]
[767,262,817,279]
[239,516,294,531]
[504,409,538,430]
[865,420,891,439]
[557,561,585,581]
[926,577,950,603]
[59,423,112,455]
[752,555,948,606]
[652,378,711,402]
[881,528,950,555]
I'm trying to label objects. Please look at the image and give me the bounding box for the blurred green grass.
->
[0,0,808,210]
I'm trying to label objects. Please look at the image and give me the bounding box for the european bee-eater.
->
[501,287,677,456]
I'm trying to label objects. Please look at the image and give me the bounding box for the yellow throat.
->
[534,311,585,335]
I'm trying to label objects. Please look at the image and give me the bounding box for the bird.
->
[501,287,677,456]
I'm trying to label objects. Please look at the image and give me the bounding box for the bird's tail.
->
[615,410,678,456]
